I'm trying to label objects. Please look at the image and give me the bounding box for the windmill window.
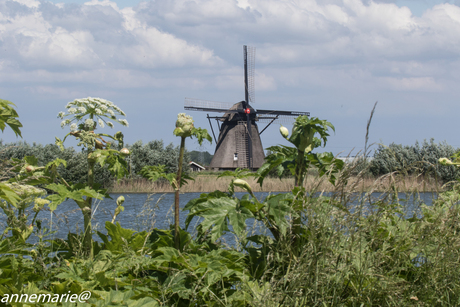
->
[234,153,238,161]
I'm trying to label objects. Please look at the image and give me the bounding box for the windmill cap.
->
[221,101,256,121]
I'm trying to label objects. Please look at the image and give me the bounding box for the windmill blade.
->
[185,98,239,113]
[257,109,310,117]
[246,46,255,104]
[257,115,299,124]
[243,45,256,168]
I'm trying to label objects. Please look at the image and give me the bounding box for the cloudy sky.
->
[1,0,460,157]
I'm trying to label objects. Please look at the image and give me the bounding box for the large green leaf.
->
[98,222,135,253]
[89,289,159,307]
[288,116,334,151]
[197,198,236,242]
[256,145,297,186]
[0,99,22,137]
[191,127,212,146]
[92,149,129,179]
[0,182,20,207]
[307,152,344,185]
[45,183,108,210]
[228,205,253,237]
[183,190,229,228]
[264,193,297,236]
[184,191,257,241]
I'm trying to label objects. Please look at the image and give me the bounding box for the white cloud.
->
[84,0,119,10]
[2,0,460,149]
[2,0,459,91]
[13,0,39,8]
[382,76,444,91]
[1,0,224,73]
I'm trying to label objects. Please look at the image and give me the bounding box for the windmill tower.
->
[185,46,309,170]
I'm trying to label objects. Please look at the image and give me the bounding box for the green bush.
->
[0,141,112,185]
[370,139,460,182]
[126,140,190,177]
[0,142,111,183]
[0,140,191,186]
[188,150,213,165]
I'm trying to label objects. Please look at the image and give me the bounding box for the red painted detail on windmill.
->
[245,108,250,114]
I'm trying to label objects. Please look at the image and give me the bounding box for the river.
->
[0,191,438,244]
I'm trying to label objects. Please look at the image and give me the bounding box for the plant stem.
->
[293,148,305,250]
[82,152,95,257]
[295,148,305,187]
[174,136,186,250]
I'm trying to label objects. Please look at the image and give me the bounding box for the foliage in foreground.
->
[1,106,460,306]
[3,175,460,306]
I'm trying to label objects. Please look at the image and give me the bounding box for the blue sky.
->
[1,0,460,157]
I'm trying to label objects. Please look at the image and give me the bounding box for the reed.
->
[107,172,443,193]
[243,157,459,306]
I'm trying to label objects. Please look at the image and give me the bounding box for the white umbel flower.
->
[61,97,127,131]
[70,123,78,131]
[119,119,129,127]
[85,118,94,128]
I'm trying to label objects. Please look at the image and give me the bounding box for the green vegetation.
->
[189,150,213,165]
[1,101,460,306]
[0,140,189,187]
[369,139,460,183]
[141,113,212,249]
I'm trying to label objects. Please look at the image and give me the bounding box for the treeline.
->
[0,140,189,186]
[189,150,213,165]
[367,139,459,183]
[1,139,458,185]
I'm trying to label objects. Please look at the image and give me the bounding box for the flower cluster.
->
[173,113,194,138]
[57,97,128,131]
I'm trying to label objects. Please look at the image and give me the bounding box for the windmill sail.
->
[246,46,256,104]
[185,98,239,113]
[257,109,309,116]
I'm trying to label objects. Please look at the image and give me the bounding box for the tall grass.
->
[239,153,459,306]
[108,172,443,193]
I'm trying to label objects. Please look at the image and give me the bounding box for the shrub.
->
[126,140,190,177]
[0,139,191,186]
[370,139,460,182]
[0,141,112,185]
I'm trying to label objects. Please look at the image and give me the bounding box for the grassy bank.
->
[108,172,443,193]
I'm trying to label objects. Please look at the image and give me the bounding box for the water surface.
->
[0,191,437,245]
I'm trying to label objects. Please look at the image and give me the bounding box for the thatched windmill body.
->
[185,46,309,170]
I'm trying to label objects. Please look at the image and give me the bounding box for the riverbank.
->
[107,173,444,193]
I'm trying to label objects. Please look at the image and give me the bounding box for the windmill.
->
[185,45,309,170]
